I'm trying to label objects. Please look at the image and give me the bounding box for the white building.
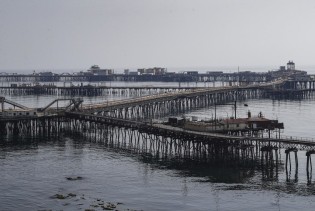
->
[287,61,295,71]
[87,65,114,75]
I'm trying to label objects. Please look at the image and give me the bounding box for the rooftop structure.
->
[87,65,114,75]
[287,60,295,71]
[171,112,284,134]
[135,67,167,75]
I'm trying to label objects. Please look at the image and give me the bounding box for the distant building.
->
[87,65,114,75]
[74,71,91,76]
[184,71,199,75]
[279,66,286,71]
[137,68,146,75]
[182,112,283,133]
[37,72,54,76]
[136,67,167,75]
[287,61,295,71]
[128,71,139,75]
[206,71,224,75]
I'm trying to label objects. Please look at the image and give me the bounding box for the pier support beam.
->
[306,150,315,183]
[285,148,298,171]
[285,148,298,182]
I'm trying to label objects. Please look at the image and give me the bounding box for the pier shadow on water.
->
[24,126,315,185]
[2,125,315,210]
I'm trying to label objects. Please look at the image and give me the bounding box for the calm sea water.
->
[1,82,315,210]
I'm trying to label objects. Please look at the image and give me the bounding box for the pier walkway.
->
[66,111,315,151]
[0,85,196,96]
[79,78,287,118]
[2,75,315,178]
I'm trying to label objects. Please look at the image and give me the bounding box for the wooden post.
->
[295,151,298,168]
[285,151,289,171]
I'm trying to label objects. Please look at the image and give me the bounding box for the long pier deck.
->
[0,75,315,173]
[2,76,315,180]
[0,72,270,83]
[66,111,315,150]
[64,110,315,178]
[0,85,196,96]
[80,79,286,115]
[3,68,315,184]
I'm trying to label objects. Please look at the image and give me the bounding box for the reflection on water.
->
[1,132,315,210]
[140,156,256,184]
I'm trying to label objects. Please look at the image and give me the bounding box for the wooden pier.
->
[0,71,270,83]
[79,79,286,119]
[2,75,315,182]
[0,85,195,96]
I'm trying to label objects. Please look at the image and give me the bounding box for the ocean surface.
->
[1,81,315,210]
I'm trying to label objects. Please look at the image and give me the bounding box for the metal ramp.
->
[0,96,30,111]
[39,98,83,112]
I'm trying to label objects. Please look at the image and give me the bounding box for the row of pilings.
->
[1,81,314,98]
[63,117,315,183]
[0,73,268,83]
[265,80,315,100]
[96,89,264,120]
[1,117,262,167]
[64,117,277,168]
[0,86,192,97]
[1,116,315,183]
[265,89,315,100]
[98,89,315,120]
[0,117,60,137]
[1,86,314,99]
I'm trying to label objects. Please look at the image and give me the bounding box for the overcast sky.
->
[1,0,315,71]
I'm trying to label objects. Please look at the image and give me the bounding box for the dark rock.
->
[52,194,67,199]
[66,176,83,181]
[68,193,77,197]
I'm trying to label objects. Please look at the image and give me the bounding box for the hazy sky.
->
[1,0,315,71]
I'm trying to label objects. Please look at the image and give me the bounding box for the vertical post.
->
[289,153,291,171]
[279,129,281,139]
[275,148,278,169]
[214,103,216,131]
[238,66,240,86]
[285,152,289,171]
[306,155,310,176]
[0,97,4,112]
[234,101,237,119]
[295,151,298,168]
[307,155,311,184]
